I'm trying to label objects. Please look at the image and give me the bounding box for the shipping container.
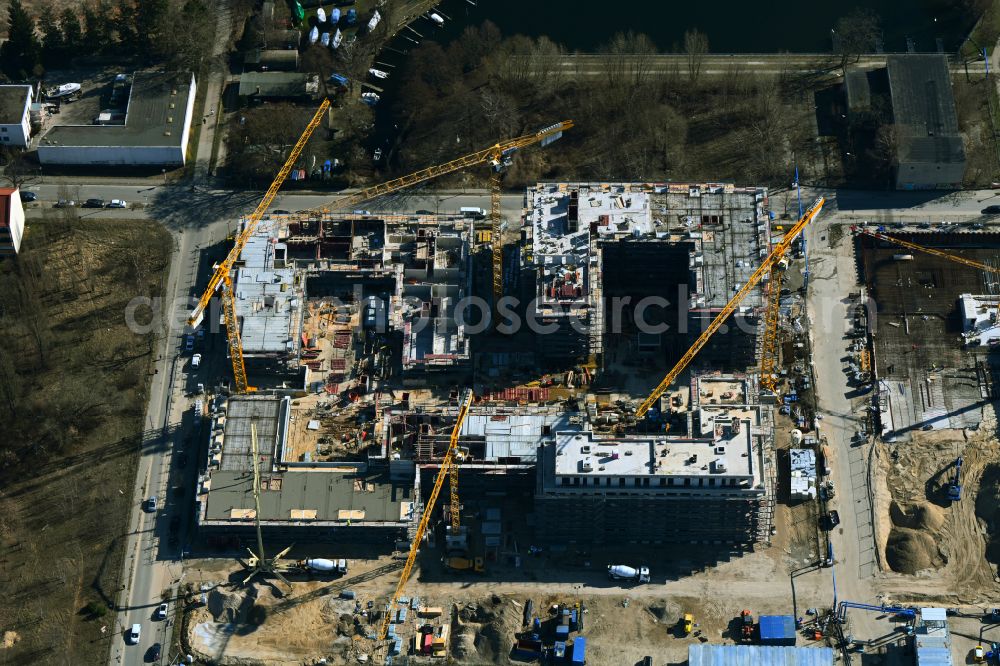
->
[571,636,587,664]
[758,615,796,646]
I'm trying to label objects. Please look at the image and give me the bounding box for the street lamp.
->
[162,168,167,184]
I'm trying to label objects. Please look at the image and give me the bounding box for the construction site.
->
[849,227,1000,601]
[172,109,1000,666]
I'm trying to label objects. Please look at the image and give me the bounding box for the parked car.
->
[191,353,201,369]
[83,198,105,208]
[184,335,194,352]
[144,496,157,512]
[272,209,290,215]
[127,623,141,644]
[54,199,75,208]
[982,205,1000,215]
[107,199,127,208]
[19,191,37,202]
[145,643,161,662]
[155,603,168,620]
[821,510,840,531]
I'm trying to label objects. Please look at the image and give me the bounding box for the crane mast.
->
[377,391,474,644]
[758,263,786,394]
[634,198,825,418]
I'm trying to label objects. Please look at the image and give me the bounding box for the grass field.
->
[0,215,171,664]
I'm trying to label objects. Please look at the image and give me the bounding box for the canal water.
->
[422,0,975,53]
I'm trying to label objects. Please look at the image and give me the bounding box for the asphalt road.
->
[20,183,523,228]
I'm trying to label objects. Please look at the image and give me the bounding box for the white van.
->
[459,206,486,218]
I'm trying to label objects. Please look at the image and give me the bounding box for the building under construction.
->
[231,212,474,391]
[196,394,417,545]
[855,230,1000,439]
[533,373,774,545]
[207,182,781,548]
[522,182,771,368]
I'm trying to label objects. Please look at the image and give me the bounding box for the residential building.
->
[0,188,26,256]
[0,85,33,147]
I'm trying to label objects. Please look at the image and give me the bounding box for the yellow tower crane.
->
[634,198,825,419]
[759,254,790,394]
[851,227,998,273]
[377,390,474,647]
[188,99,331,392]
[189,118,572,391]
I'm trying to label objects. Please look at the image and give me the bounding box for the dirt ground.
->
[874,403,1000,604]
[0,216,171,664]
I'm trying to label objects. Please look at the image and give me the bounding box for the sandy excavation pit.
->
[874,407,1000,603]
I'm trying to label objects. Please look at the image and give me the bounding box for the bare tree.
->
[834,9,880,70]
[684,29,709,86]
[0,148,37,190]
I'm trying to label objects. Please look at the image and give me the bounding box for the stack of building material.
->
[789,448,816,500]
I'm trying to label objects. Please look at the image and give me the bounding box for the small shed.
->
[244,48,299,72]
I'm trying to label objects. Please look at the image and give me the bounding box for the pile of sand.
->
[452,595,521,665]
[889,501,946,531]
[886,528,947,574]
[208,588,254,624]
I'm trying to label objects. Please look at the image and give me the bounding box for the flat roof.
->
[235,225,299,355]
[238,72,317,97]
[887,55,964,165]
[202,469,413,524]
[0,85,30,124]
[220,395,289,472]
[525,182,768,315]
[39,71,193,148]
[552,426,755,478]
[459,408,579,461]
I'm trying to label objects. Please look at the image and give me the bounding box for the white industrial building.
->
[37,72,196,166]
[0,187,26,256]
[0,85,33,147]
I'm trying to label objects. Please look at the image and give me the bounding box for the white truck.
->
[608,564,650,584]
[298,558,348,574]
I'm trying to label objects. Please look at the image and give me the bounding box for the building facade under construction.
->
[522,182,771,368]
[534,373,774,545]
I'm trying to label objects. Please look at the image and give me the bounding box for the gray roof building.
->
[37,71,196,166]
[239,72,319,99]
[886,54,965,190]
[244,49,299,72]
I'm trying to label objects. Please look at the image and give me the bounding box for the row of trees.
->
[385,22,820,187]
[1,0,215,81]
